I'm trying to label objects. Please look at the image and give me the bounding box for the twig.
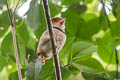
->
[5,0,22,80]
[101,0,119,80]
[12,0,21,22]
[42,0,62,80]
[101,0,111,28]
[115,48,119,80]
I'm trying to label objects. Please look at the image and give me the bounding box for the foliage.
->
[0,0,120,80]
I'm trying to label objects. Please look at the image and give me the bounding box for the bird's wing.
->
[40,30,50,46]
[37,30,50,53]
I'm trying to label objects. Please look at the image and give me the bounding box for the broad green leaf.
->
[85,0,93,3]
[6,64,18,75]
[9,69,25,80]
[60,36,75,64]
[16,22,30,45]
[0,11,10,37]
[69,3,87,15]
[111,20,120,38]
[39,59,54,78]
[62,0,80,7]
[25,59,42,80]
[82,72,108,80]
[0,55,7,71]
[83,13,98,22]
[1,33,15,62]
[1,32,26,65]
[35,2,61,38]
[108,71,120,80]
[62,9,106,41]
[99,9,108,30]
[96,31,118,64]
[34,25,46,39]
[17,35,26,65]
[69,58,104,73]
[0,0,6,9]
[71,41,97,59]
[77,18,105,40]
[112,2,120,19]
[39,5,46,28]
[26,47,37,62]
[62,10,81,36]
[49,2,61,17]
[27,0,40,30]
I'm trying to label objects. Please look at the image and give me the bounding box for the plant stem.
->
[42,0,62,80]
[6,0,22,80]
[101,0,119,80]
[115,48,119,80]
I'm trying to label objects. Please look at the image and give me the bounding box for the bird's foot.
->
[41,56,45,65]
[54,50,59,55]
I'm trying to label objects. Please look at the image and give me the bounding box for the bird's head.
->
[52,17,66,29]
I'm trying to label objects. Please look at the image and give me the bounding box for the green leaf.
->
[69,58,104,73]
[71,41,97,59]
[77,18,105,40]
[0,11,10,37]
[0,55,7,71]
[96,31,117,64]
[1,32,26,65]
[99,9,108,30]
[26,47,37,62]
[9,69,25,80]
[82,72,108,80]
[107,71,120,80]
[112,2,120,19]
[59,36,75,64]
[111,20,120,38]
[85,0,93,3]
[27,0,40,30]
[39,59,54,78]
[69,3,87,15]
[62,9,105,41]
[17,35,26,65]
[62,0,80,7]
[62,10,81,36]
[83,13,98,22]
[1,33,15,61]
[34,25,46,39]
[25,59,42,80]
[96,31,120,64]
[0,0,6,9]
[49,2,61,17]
[16,22,30,45]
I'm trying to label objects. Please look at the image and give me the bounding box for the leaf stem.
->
[5,0,22,80]
[101,0,119,79]
[115,48,119,80]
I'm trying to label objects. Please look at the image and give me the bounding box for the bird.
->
[37,17,66,64]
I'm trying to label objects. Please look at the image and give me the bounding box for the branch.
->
[42,0,62,80]
[12,0,21,22]
[5,0,22,80]
[115,48,119,80]
[101,0,111,28]
[101,0,119,80]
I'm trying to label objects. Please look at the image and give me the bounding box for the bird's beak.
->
[59,18,66,25]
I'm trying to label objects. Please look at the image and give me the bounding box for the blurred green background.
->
[0,0,120,80]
